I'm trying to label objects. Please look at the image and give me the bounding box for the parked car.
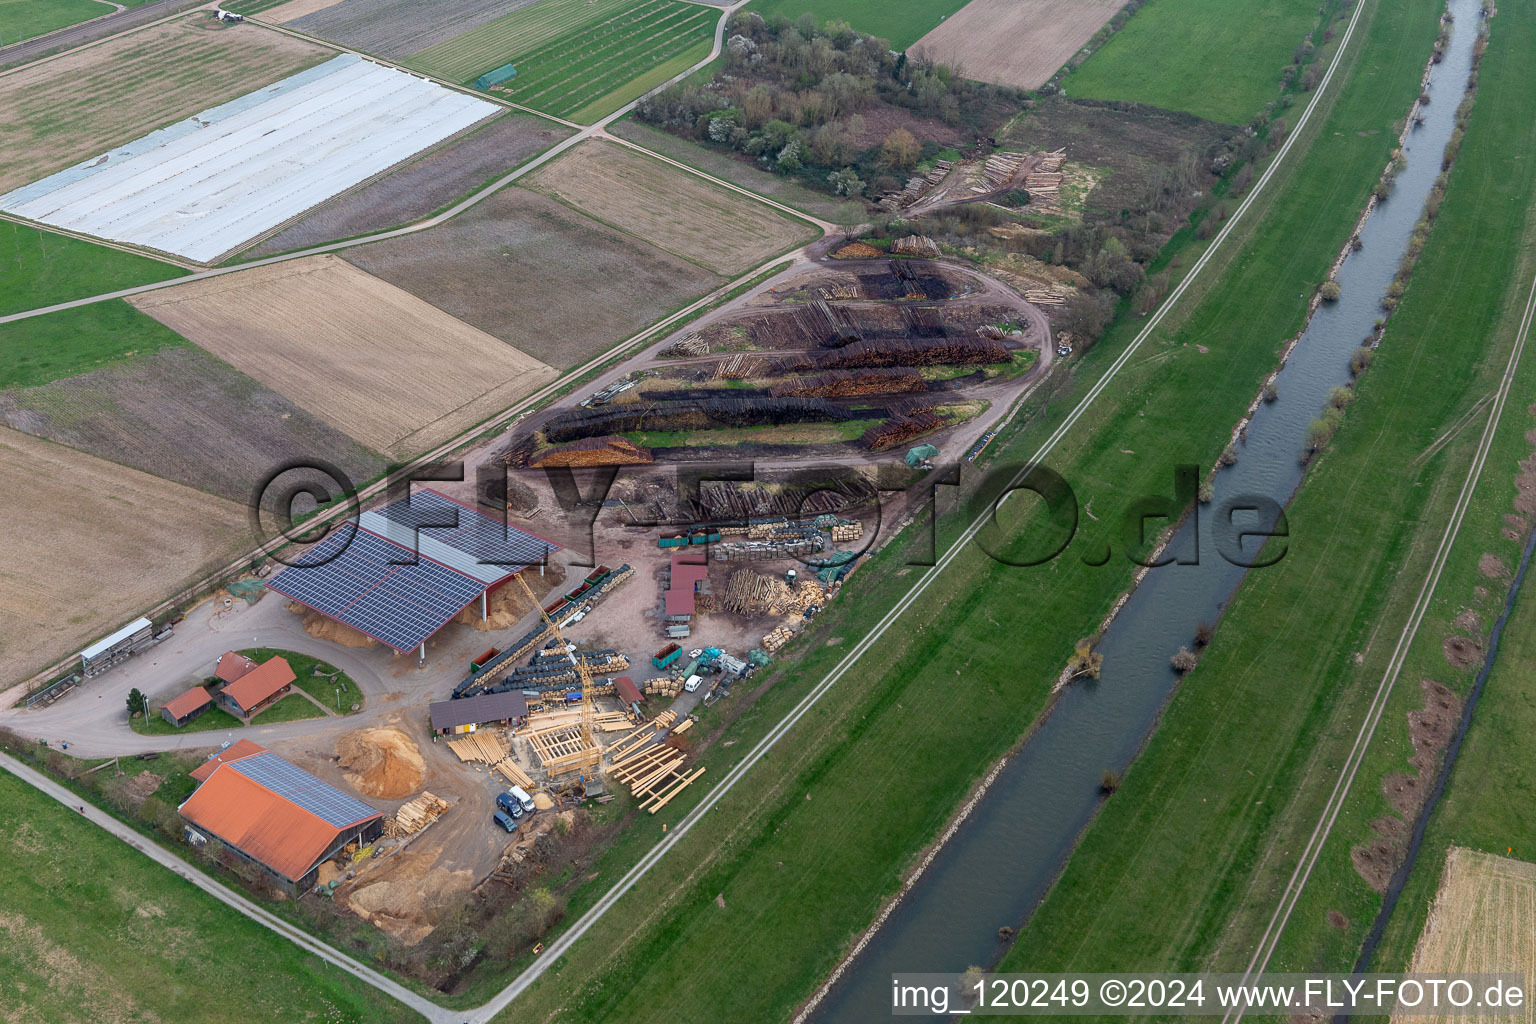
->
[493,810,518,833]
[507,786,536,813]
[496,792,525,818]
[684,674,703,693]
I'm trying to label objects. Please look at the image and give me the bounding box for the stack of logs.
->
[762,625,794,653]
[386,792,451,838]
[769,368,926,399]
[863,408,946,451]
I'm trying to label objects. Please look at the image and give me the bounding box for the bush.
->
[1194,622,1214,647]
[1319,280,1341,302]
[1262,381,1279,402]
[1170,647,1199,673]
[1218,444,1238,467]
[1328,385,1356,409]
[1100,770,1121,794]
[1198,480,1215,503]
[1349,346,1374,376]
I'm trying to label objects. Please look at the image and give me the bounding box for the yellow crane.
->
[511,570,594,720]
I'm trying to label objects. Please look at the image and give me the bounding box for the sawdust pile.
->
[335,728,425,799]
[288,601,377,647]
[347,853,473,945]
[452,579,536,631]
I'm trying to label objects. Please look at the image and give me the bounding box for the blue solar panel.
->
[376,490,555,569]
[234,753,378,827]
[266,527,485,652]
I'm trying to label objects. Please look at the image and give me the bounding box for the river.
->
[811,0,1481,1017]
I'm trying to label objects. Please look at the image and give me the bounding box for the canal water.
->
[813,1,1480,1017]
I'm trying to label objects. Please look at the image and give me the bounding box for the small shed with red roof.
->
[160,685,212,728]
[216,656,296,718]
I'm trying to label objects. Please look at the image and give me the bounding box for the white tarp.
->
[0,55,497,262]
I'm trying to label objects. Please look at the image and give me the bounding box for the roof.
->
[429,690,529,731]
[191,738,267,782]
[266,489,560,652]
[613,676,643,704]
[221,656,295,714]
[665,589,696,615]
[214,651,258,684]
[80,617,153,660]
[179,752,381,881]
[162,686,211,720]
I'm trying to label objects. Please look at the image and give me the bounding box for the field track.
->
[1396,848,1536,1023]
[130,255,558,457]
[911,0,1126,90]
[524,139,816,274]
[0,17,328,192]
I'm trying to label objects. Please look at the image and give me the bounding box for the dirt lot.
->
[130,256,558,458]
[1398,847,1536,1022]
[0,16,329,192]
[248,114,573,256]
[342,188,724,369]
[0,345,386,503]
[289,0,540,60]
[524,140,818,275]
[910,0,1125,91]
[0,425,249,684]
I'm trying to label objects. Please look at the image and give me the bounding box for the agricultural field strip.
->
[0,0,1367,1011]
[0,752,456,1024]
[1224,266,1536,1019]
[908,0,1127,91]
[0,55,498,262]
[526,20,714,116]
[408,0,643,79]
[471,0,1381,1016]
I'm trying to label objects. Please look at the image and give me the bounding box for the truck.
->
[653,643,684,669]
[493,810,518,833]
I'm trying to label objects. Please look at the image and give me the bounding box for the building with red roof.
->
[216,656,295,718]
[613,676,643,706]
[214,651,258,684]
[160,686,212,728]
[179,742,382,894]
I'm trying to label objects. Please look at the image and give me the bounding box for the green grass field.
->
[223,0,294,13]
[0,299,188,389]
[450,0,1445,1016]
[486,0,716,122]
[0,0,148,46]
[1065,0,1321,123]
[133,704,244,736]
[249,693,327,725]
[998,0,1535,982]
[743,0,970,50]
[0,767,416,1023]
[238,647,364,713]
[0,223,182,318]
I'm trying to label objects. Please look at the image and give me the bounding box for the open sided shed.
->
[267,489,559,659]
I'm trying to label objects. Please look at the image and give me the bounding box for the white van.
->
[684,675,703,693]
[508,786,535,813]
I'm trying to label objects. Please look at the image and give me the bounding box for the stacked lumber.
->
[1024,171,1063,198]
[769,368,925,399]
[447,732,509,764]
[392,792,450,836]
[891,235,942,259]
[662,335,710,357]
[528,436,653,467]
[831,521,862,542]
[544,395,849,443]
[592,711,635,732]
[762,625,794,653]
[831,241,882,260]
[518,708,584,734]
[494,758,534,789]
[712,353,766,380]
[1037,148,1067,172]
[982,152,1027,188]
[798,334,1009,371]
[1025,289,1067,304]
[671,718,694,735]
[605,736,705,814]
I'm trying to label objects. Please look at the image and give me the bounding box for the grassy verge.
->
[998,0,1536,983]
[249,693,327,725]
[742,0,969,49]
[1065,0,1321,123]
[0,299,189,389]
[449,0,1444,1015]
[238,647,363,714]
[133,705,244,736]
[0,223,181,317]
[0,767,416,1023]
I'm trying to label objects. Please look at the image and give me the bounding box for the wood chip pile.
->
[528,435,654,467]
[831,241,883,259]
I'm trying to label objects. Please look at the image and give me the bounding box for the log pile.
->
[891,235,941,258]
[662,335,710,357]
[862,407,946,451]
[389,792,450,838]
[793,334,1009,372]
[831,241,882,260]
[769,368,926,399]
[693,477,877,521]
[761,625,794,653]
[1025,289,1067,304]
[543,396,850,442]
[712,353,767,380]
[527,435,654,467]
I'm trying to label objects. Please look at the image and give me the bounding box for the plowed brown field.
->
[0,17,329,191]
[523,140,817,275]
[130,256,558,457]
[0,426,248,685]
[1397,847,1536,1023]
[910,0,1126,91]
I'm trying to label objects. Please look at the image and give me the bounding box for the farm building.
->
[216,656,295,718]
[664,550,709,616]
[214,651,258,684]
[267,489,560,661]
[428,690,529,735]
[160,686,212,728]
[179,742,383,895]
[613,675,644,707]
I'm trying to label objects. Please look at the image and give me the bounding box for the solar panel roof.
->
[266,526,486,651]
[372,489,556,581]
[232,752,378,829]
